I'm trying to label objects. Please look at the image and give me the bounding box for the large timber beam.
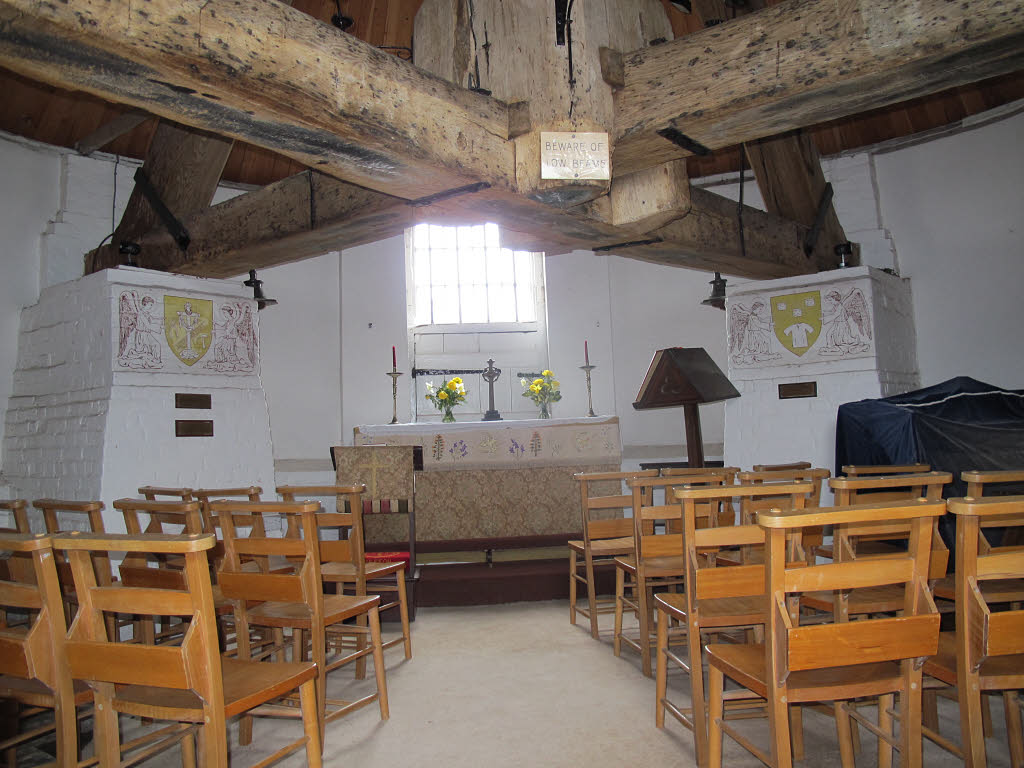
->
[0,0,513,200]
[614,0,1024,175]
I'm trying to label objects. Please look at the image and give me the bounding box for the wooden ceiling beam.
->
[74,110,150,156]
[613,0,1024,176]
[0,0,513,200]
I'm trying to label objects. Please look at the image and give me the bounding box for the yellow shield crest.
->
[771,291,821,357]
[164,296,212,366]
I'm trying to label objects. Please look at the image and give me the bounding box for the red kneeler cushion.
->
[364,551,410,572]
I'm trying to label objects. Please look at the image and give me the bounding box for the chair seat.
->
[320,560,405,581]
[590,536,635,557]
[656,591,766,628]
[706,642,905,702]
[931,575,1024,602]
[246,593,380,628]
[801,583,907,614]
[110,657,318,720]
[0,675,92,708]
[923,631,1024,689]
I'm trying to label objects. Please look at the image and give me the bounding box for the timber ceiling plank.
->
[613,0,1024,176]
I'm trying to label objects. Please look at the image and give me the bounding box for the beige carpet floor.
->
[118,600,1013,766]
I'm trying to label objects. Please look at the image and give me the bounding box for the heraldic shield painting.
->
[729,281,874,368]
[164,296,213,366]
[771,291,821,356]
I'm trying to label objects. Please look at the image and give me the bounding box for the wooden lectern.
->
[633,347,740,468]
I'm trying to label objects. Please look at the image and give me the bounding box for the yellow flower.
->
[530,384,541,393]
[533,378,543,386]
[447,381,458,391]
[552,381,560,388]
[424,394,431,400]
[542,370,553,377]
[437,390,448,400]
[451,377,462,384]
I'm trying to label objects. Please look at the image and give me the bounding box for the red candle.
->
[584,340,589,365]
[392,346,397,368]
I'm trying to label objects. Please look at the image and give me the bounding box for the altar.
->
[352,416,621,544]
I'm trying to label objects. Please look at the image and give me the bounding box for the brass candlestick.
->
[580,364,596,417]
[387,369,403,424]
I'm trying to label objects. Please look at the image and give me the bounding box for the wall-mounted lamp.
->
[701,271,727,310]
[244,269,277,310]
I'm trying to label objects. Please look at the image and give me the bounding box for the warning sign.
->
[540,132,611,180]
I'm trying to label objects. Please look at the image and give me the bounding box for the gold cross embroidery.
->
[356,450,389,498]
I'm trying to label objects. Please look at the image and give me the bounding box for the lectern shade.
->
[633,348,739,409]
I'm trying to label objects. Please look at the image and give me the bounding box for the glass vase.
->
[538,402,551,419]
[442,408,456,423]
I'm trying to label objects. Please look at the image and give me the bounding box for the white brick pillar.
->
[2,266,276,532]
[723,266,918,484]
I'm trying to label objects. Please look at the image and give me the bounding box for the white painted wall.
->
[874,109,1024,388]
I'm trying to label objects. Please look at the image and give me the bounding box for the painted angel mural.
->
[729,300,781,365]
[205,302,257,372]
[117,290,163,369]
[820,287,872,355]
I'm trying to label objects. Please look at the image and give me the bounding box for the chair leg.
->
[687,621,710,767]
[707,665,724,768]
[395,570,412,659]
[181,730,197,768]
[568,551,578,626]
[93,689,122,768]
[1005,691,1024,768]
[655,607,668,729]
[834,702,856,768]
[769,692,794,768]
[638,580,653,677]
[367,606,390,720]
[789,705,804,762]
[899,663,924,767]
[960,668,988,768]
[300,678,323,768]
[585,555,600,640]
[877,693,895,768]
[613,567,624,656]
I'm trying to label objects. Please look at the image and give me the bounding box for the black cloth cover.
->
[836,377,1024,550]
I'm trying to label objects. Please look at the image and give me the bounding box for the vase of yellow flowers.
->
[521,370,561,419]
[425,376,467,422]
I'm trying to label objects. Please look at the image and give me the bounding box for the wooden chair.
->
[213,499,388,742]
[923,495,1024,767]
[615,473,726,677]
[0,533,88,767]
[0,500,29,533]
[277,484,412,675]
[705,498,946,768]
[655,482,812,768]
[738,469,830,563]
[831,470,949,505]
[963,469,1024,497]
[569,469,658,639]
[138,485,195,502]
[843,463,932,477]
[54,530,323,768]
[752,461,812,472]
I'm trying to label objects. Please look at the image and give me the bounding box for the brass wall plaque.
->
[175,393,212,409]
[778,382,817,399]
[175,419,214,437]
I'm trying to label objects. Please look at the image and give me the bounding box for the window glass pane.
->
[484,223,501,248]
[432,285,460,324]
[514,252,536,322]
[487,248,514,286]
[412,223,431,249]
[429,224,456,251]
[413,248,431,287]
[460,285,488,323]
[457,225,486,249]
[458,248,486,286]
[487,283,516,322]
[414,286,432,325]
[431,250,457,288]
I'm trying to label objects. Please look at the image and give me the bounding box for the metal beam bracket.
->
[407,182,491,207]
[593,237,662,252]
[133,168,191,252]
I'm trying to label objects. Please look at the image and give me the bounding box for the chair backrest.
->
[661,466,741,484]
[948,496,1024,666]
[114,499,204,586]
[0,499,29,533]
[277,485,367,572]
[574,470,659,546]
[32,499,112,590]
[0,533,69,696]
[193,486,264,534]
[138,486,195,502]
[962,469,1024,498]
[628,474,728,562]
[53,532,224,715]
[842,463,931,477]
[759,499,945,681]
[829,471,951,505]
[751,461,812,472]
[738,469,830,515]
[213,500,325,619]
